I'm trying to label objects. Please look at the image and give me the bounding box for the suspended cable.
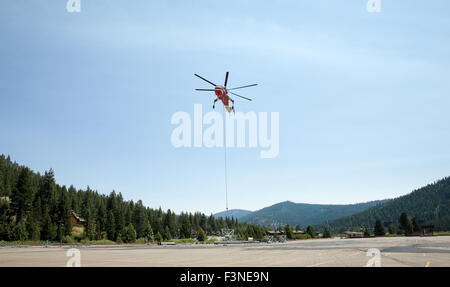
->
[223,105,229,217]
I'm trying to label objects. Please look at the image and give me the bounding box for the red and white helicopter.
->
[195,72,257,113]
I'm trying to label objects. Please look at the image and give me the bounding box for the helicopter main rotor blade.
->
[227,84,258,91]
[224,71,229,88]
[194,74,216,86]
[195,89,216,91]
[230,91,252,101]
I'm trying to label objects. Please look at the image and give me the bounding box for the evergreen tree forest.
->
[320,176,450,233]
[0,155,268,243]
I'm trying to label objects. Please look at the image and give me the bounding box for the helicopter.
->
[194,72,257,113]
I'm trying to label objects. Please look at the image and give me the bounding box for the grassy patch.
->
[72,226,84,236]
[384,233,404,237]
[135,238,151,244]
[435,231,450,236]
[0,240,42,246]
[293,234,312,240]
[206,238,217,244]
[84,239,116,245]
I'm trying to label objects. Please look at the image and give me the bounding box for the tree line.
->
[0,154,271,243]
[372,212,423,236]
[319,176,450,233]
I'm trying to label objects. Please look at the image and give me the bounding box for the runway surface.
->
[1,236,449,267]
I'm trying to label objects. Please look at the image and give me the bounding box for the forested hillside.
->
[0,154,268,242]
[323,177,450,233]
[239,200,389,228]
[214,209,252,220]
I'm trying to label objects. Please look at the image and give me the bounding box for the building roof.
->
[345,231,364,235]
[267,230,284,235]
[71,211,86,222]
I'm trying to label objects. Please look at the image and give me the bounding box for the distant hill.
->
[214,209,252,220]
[238,200,389,228]
[323,176,450,233]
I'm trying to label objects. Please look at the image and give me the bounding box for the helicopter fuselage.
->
[214,86,233,113]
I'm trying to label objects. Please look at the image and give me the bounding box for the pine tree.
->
[2,155,14,197]
[41,208,57,241]
[26,217,40,241]
[169,211,178,238]
[97,200,107,235]
[124,202,132,227]
[199,214,207,232]
[32,197,42,225]
[12,221,28,241]
[0,222,12,241]
[399,212,413,235]
[38,170,56,212]
[68,185,79,213]
[155,232,162,244]
[411,217,420,232]
[163,226,172,241]
[57,189,72,236]
[306,226,316,238]
[106,210,116,241]
[134,201,148,238]
[374,219,385,236]
[11,168,34,222]
[256,225,265,240]
[0,199,12,240]
[122,223,136,243]
[207,215,215,234]
[180,215,192,239]
[284,224,294,239]
[198,228,207,242]
[113,193,125,240]
[388,224,396,235]
[56,223,65,242]
[164,209,177,238]
[0,157,5,197]
[363,227,371,237]
[323,227,332,238]
[144,222,153,241]
[86,217,97,240]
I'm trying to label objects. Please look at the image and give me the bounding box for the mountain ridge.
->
[322,176,450,232]
[215,199,390,228]
[213,209,252,220]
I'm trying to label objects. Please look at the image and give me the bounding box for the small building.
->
[421,225,434,236]
[266,230,284,236]
[345,231,364,238]
[293,230,305,235]
[71,211,86,227]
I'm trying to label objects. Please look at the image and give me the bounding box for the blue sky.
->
[1,0,449,215]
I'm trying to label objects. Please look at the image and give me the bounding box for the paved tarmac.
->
[0,236,449,267]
